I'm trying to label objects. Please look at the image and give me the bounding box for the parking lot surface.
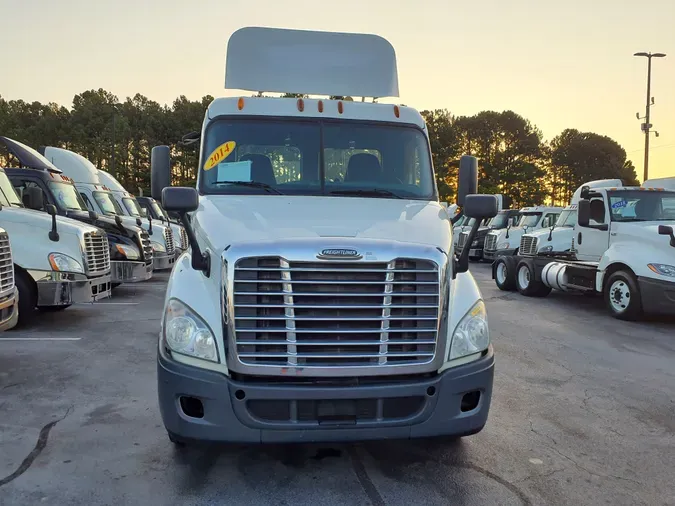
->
[1,264,673,506]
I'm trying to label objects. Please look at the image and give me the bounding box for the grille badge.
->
[317,248,362,260]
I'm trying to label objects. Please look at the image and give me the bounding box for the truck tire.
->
[494,257,517,291]
[604,270,643,321]
[516,259,551,297]
[14,269,37,328]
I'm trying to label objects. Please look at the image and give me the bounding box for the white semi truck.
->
[40,147,177,271]
[151,26,499,446]
[0,167,111,326]
[0,226,19,331]
[482,205,563,261]
[492,180,675,320]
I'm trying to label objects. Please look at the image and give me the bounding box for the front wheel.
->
[516,259,551,297]
[494,257,517,291]
[604,271,643,321]
[14,269,37,327]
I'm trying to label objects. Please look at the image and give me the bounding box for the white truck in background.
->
[150,26,499,446]
[0,227,19,331]
[39,146,177,271]
[0,167,111,326]
[482,205,563,261]
[492,180,675,320]
[96,169,189,255]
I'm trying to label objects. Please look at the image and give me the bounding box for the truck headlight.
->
[497,241,510,249]
[540,245,553,253]
[449,300,489,360]
[115,244,141,260]
[163,298,218,362]
[48,253,84,274]
[648,263,675,277]
[151,241,166,253]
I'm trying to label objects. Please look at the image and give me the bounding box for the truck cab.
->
[1,137,154,285]
[151,26,499,446]
[517,204,578,257]
[39,146,176,271]
[95,169,188,255]
[0,167,111,326]
[456,209,521,261]
[483,205,563,261]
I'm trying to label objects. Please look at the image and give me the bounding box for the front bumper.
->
[153,252,175,271]
[491,248,518,260]
[638,276,675,316]
[469,247,483,258]
[111,260,153,283]
[0,287,19,331]
[158,346,494,443]
[30,270,112,306]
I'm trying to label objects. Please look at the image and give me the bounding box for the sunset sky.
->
[1,0,673,180]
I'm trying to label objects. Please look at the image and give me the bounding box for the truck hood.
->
[64,210,140,239]
[194,195,451,252]
[613,222,675,251]
[2,206,97,235]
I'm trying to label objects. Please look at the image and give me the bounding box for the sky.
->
[1,0,673,181]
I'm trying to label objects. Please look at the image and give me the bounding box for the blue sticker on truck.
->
[611,199,627,209]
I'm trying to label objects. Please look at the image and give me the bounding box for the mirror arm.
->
[48,209,59,242]
[179,212,210,276]
[148,215,153,235]
[453,219,482,278]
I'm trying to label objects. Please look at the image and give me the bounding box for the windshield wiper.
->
[215,181,285,195]
[328,188,404,199]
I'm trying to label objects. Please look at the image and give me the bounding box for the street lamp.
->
[634,51,666,182]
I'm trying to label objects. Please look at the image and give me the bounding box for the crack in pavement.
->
[0,407,72,488]
[348,446,385,506]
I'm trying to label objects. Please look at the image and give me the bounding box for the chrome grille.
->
[520,236,538,256]
[163,227,175,255]
[0,232,14,294]
[180,227,189,250]
[457,232,468,251]
[140,230,153,265]
[83,232,111,275]
[484,234,498,252]
[233,257,440,369]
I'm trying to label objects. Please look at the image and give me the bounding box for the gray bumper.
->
[638,276,675,316]
[483,249,497,261]
[0,287,19,332]
[158,346,494,443]
[153,253,175,271]
[492,248,518,259]
[111,260,153,283]
[469,247,483,258]
[31,270,112,306]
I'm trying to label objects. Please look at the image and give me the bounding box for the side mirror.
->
[162,187,199,212]
[578,199,590,227]
[45,204,59,242]
[659,225,675,247]
[151,145,172,200]
[46,204,57,216]
[88,210,99,221]
[456,155,478,207]
[463,194,499,220]
[23,187,44,210]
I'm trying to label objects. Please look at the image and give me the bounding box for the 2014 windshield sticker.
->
[204,141,236,170]
[612,199,628,209]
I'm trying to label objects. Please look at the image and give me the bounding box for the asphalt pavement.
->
[1,264,673,506]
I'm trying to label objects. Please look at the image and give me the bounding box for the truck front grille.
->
[457,232,468,251]
[140,231,153,265]
[83,232,111,275]
[484,234,498,252]
[233,257,440,369]
[0,232,14,294]
[164,227,175,255]
[520,236,538,256]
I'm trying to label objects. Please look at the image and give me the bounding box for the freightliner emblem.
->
[317,248,362,260]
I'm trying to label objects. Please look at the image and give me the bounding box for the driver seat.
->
[239,154,277,186]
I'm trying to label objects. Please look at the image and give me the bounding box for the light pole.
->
[634,51,666,182]
[109,103,121,179]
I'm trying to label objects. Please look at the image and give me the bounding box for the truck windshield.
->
[609,191,675,222]
[489,212,514,229]
[555,209,577,227]
[0,172,23,207]
[49,181,86,211]
[519,213,542,228]
[93,191,123,216]
[199,118,435,200]
[149,199,168,221]
[122,197,143,217]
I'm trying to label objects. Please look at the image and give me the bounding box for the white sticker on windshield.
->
[216,160,252,183]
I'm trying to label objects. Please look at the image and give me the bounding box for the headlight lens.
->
[497,241,510,249]
[115,243,141,260]
[648,263,675,277]
[151,241,166,253]
[449,300,489,360]
[164,298,218,362]
[48,253,84,273]
[540,245,553,253]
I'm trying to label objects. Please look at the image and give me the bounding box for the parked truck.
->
[40,146,176,271]
[456,209,521,261]
[0,226,19,331]
[150,26,499,446]
[1,137,154,285]
[134,195,189,255]
[0,167,111,326]
[482,205,563,261]
[492,180,675,320]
